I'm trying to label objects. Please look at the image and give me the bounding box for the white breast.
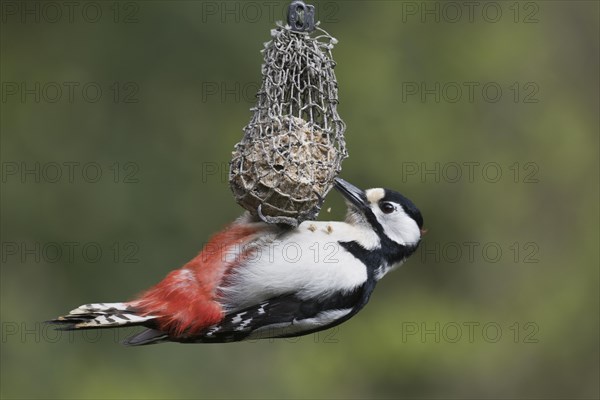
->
[219,221,379,311]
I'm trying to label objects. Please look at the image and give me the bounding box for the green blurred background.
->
[1,1,598,399]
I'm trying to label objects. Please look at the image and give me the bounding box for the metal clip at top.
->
[288,1,315,33]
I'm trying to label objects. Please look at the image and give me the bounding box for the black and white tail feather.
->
[49,302,157,337]
[49,302,171,346]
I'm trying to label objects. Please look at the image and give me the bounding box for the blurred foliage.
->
[1,1,598,399]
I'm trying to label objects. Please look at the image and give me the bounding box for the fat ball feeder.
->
[229,1,347,226]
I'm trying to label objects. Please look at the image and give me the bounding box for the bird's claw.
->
[257,205,299,228]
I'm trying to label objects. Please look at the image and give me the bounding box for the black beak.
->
[334,178,369,211]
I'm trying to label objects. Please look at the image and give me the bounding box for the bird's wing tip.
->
[122,328,169,346]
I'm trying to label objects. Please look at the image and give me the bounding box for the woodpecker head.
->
[334,178,424,248]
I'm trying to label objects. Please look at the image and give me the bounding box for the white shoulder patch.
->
[219,222,375,311]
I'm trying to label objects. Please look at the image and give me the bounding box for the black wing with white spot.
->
[122,287,368,346]
[185,288,366,343]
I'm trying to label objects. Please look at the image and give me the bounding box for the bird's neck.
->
[341,235,419,282]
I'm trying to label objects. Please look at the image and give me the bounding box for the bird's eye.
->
[380,202,395,214]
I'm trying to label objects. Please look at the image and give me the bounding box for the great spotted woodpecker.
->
[50,178,424,345]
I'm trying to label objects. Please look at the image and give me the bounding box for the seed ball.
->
[229,116,340,222]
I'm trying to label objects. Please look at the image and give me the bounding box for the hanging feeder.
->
[229,0,347,226]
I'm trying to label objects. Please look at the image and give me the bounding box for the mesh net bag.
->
[229,4,347,226]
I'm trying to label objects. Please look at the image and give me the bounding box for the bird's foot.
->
[257,205,299,228]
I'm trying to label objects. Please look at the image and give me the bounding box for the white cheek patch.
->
[366,188,385,204]
[374,207,421,246]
